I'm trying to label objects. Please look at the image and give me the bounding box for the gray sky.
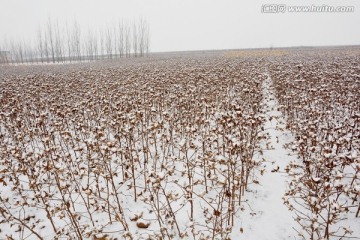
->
[1,0,359,52]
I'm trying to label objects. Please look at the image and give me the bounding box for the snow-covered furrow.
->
[232,71,297,239]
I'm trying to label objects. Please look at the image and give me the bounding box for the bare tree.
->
[93,32,98,60]
[85,30,92,60]
[112,23,117,58]
[54,20,64,62]
[132,21,138,57]
[29,41,37,63]
[43,30,50,63]
[118,20,124,58]
[124,22,131,57]
[37,27,45,63]
[9,41,16,63]
[23,40,34,63]
[46,18,56,63]
[144,20,150,56]
[17,41,24,63]
[99,28,105,59]
[65,22,73,62]
[138,18,144,57]
[72,20,81,61]
[105,26,113,59]
[85,29,98,61]
[137,18,150,57]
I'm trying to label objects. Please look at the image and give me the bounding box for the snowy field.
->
[0,47,359,239]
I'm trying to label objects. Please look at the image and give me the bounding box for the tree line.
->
[0,18,150,64]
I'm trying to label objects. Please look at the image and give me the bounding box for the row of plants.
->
[270,52,360,240]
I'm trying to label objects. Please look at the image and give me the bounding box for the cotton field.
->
[0,48,359,239]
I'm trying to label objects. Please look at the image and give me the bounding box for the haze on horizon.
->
[0,0,359,53]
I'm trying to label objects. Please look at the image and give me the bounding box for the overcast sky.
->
[0,0,359,52]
